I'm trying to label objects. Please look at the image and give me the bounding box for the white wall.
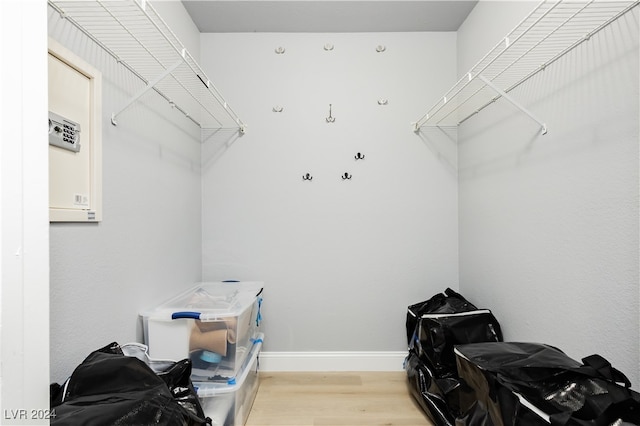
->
[42,0,639,389]
[458,2,640,386]
[200,32,459,358]
[1,0,50,423]
[47,1,203,384]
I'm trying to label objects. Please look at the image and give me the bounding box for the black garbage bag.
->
[454,400,497,426]
[407,288,503,378]
[455,342,640,426]
[406,349,477,426]
[406,288,479,345]
[405,288,503,426]
[50,342,211,426]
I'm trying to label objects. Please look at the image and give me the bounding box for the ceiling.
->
[181,0,478,33]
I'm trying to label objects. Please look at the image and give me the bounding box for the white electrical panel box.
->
[48,38,102,222]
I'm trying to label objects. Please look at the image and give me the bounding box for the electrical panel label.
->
[74,194,89,207]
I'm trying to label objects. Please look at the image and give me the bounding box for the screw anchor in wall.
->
[326,104,335,123]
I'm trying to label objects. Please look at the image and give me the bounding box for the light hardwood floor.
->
[245,371,433,426]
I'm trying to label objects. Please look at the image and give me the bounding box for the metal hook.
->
[341,172,352,180]
[302,173,313,181]
[326,104,335,123]
[355,152,365,160]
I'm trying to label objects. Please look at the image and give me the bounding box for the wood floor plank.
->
[245,372,433,426]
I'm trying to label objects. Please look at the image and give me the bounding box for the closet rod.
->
[118,0,245,132]
[49,0,247,133]
[458,0,639,127]
[49,0,202,128]
[412,0,558,131]
[129,0,246,132]
[438,0,587,130]
[412,0,640,132]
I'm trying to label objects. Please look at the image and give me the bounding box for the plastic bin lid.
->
[141,281,264,321]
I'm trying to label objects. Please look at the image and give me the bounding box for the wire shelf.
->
[49,0,246,132]
[413,0,639,133]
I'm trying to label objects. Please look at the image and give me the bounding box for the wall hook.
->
[275,46,285,54]
[326,104,335,123]
[354,152,365,160]
[302,173,313,181]
[341,172,352,180]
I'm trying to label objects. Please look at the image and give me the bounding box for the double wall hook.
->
[302,173,313,181]
[326,104,335,123]
[354,152,365,160]
[341,172,352,180]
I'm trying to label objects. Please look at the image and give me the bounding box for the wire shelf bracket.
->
[111,55,185,126]
[478,74,547,135]
[412,0,639,134]
[49,0,247,134]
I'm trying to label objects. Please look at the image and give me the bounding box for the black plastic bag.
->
[406,288,479,345]
[405,288,504,426]
[455,342,640,426]
[407,288,503,378]
[50,342,211,426]
[455,400,497,426]
[406,350,475,426]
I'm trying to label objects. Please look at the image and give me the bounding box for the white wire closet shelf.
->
[48,0,246,133]
[413,0,639,135]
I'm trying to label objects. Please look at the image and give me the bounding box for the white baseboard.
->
[257,351,408,372]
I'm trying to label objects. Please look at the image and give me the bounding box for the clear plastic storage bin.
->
[141,281,263,381]
[195,333,263,426]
